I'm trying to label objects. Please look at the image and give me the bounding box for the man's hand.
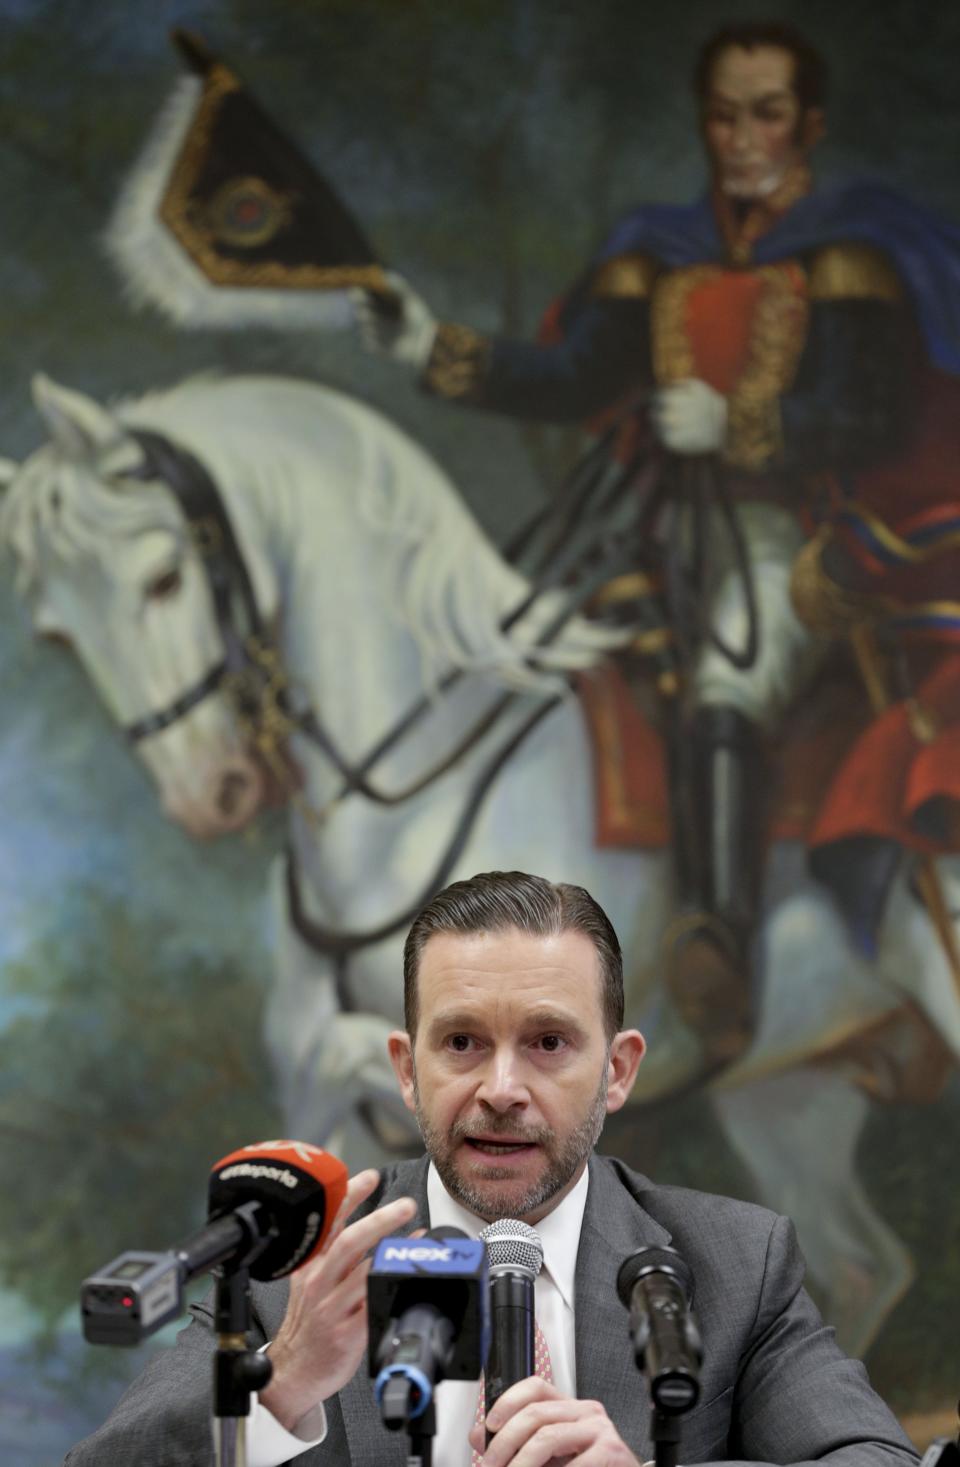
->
[651,378,728,454]
[258,1168,418,1432]
[350,270,438,368]
[470,1376,643,1466]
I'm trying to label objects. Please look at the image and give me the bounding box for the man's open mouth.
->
[464,1137,538,1154]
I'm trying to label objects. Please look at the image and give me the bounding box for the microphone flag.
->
[208,1139,349,1280]
[104,28,393,330]
[368,1229,490,1397]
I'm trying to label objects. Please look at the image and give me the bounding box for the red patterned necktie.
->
[471,1319,553,1466]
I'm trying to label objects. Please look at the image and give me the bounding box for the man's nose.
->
[475,1049,529,1110]
[729,113,753,152]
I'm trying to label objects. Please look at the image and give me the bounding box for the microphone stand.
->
[651,1406,683,1467]
[212,1266,272,1467]
[379,1378,437,1467]
[405,1398,436,1467]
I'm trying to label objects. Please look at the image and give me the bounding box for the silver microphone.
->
[479,1219,544,1434]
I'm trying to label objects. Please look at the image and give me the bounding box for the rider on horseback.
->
[354,21,952,1076]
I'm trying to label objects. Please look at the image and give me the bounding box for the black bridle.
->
[124,428,273,743]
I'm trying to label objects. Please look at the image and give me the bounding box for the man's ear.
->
[605,1030,646,1114]
[387,1030,417,1114]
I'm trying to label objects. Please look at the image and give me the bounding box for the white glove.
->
[651,378,728,454]
[349,269,438,369]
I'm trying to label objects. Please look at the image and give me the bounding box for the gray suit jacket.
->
[65,1154,918,1466]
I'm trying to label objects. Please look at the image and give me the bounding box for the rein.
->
[116,425,640,966]
[118,418,752,968]
[124,429,276,744]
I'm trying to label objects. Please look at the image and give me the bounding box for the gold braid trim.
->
[807,243,903,302]
[422,321,492,402]
[725,393,785,471]
[789,528,895,634]
[791,534,941,747]
[159,62,387,292]
[590,252,659,299]
[651,266,716,382]
[651,262,809,470]
[724,266,809,470]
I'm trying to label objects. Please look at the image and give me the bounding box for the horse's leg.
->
[711,1066,913,1357]
[264,856,420,1168]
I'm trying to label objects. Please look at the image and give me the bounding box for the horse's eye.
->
[146,568,183,601]
[37,629,72,649]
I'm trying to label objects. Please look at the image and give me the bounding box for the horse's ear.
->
[31,374,124,461]
[0,457,18,490]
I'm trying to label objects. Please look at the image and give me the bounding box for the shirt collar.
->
[426,1161,589,1313]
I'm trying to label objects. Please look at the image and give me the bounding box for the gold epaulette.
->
[590,252,659,300]
[807,242,904,303]
[422,321,492,402]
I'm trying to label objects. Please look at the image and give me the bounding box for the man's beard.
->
[412,1067,609,1221]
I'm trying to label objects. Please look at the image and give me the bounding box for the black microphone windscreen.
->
[617,1246,695,1307]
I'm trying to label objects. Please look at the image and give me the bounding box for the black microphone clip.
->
[618,1245,702,1416]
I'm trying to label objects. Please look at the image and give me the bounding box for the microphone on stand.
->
[80,1140,349,1467]
[368,1225,490,1429]
[618,1246,702,1467]
[617,1245,701,1414]
[80,1140,348,1345]
[368,1225,490,1467]
[479,1218,544,1443]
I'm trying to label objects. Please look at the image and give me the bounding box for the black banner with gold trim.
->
[156,28,388,295]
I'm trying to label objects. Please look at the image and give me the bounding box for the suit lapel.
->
[574,1155,672,1464]
[336,1157,431,1467]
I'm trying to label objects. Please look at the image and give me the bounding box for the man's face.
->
[388,927,644,1223]
[702,44,822,199]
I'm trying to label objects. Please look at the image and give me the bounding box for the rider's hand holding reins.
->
[651,378,728,454]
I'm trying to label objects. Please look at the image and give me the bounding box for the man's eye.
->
[537,1034,567,1054]
[447,1034,475,1053]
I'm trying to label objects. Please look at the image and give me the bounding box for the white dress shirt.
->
[244,1162,591,1467]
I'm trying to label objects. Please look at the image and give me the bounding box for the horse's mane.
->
[342,401,624,693]
[2,375,624,691]
[0,446,187,592]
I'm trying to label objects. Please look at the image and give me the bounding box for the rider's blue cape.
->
[598,180,960,375]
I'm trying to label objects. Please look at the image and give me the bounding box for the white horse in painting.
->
[2,372,958,1356]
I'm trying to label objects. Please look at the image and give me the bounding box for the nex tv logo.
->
[373,1238,487,1273]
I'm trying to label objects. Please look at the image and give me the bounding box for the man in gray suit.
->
[66,872,918,1467]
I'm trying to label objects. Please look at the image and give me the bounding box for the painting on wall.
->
[0,3,958,1461]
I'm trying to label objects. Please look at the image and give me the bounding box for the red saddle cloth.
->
[576,657,960,857]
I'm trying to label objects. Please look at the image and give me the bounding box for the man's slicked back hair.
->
[403,870,624,1040]
[694,21,829,112]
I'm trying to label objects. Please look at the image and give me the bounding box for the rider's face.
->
[388,927,644,1222]
[702,44,823,199]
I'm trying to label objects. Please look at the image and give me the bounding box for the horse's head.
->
[0,375,284,838]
